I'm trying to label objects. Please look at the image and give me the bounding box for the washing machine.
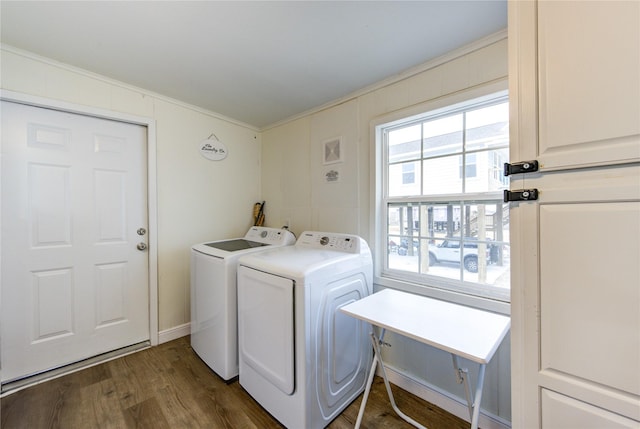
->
[237,231,373,428]
[190,226,296,381]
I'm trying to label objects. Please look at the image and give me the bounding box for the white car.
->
[393,238,495,273]
[428,240,492,273]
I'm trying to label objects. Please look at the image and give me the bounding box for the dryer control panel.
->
[297,231,368,254]
[244,226,296,245]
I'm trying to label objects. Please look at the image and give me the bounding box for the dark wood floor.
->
[1,336,470,429]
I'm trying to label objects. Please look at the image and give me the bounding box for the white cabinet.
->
[509,1,640,427]
[537,1,640,170]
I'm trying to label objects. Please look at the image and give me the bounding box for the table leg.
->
[451,355,487,429]
[370,330,428,429]
[354,337,379,429]
[451,355,473,420]
[470,364,486,429]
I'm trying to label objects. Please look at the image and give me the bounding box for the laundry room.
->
[2,2,639,429]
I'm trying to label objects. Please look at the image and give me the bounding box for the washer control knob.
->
[320,236,329,246]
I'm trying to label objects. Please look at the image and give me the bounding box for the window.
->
[377,91,510,302]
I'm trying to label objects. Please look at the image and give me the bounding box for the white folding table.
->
[340,289,510,429]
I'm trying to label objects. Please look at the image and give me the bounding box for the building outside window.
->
[378,91,510,302]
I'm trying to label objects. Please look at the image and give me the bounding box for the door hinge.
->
[504,189,539,202]
[504,160,539,176]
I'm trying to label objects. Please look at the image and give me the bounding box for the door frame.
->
[0,89,159,351]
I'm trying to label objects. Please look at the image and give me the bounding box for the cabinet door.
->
[509,1,640,427]
[511,0,640,170]
[511,167,640,427]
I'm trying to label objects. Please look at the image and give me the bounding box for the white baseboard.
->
[158,322,191,344]
[382,365,511,429]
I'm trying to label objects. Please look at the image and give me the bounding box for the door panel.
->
[29,164,72,246]
[542,390,639,429]
[537,0,640,170]
[95,262,128,327]
[540,202,640,395]
[94,170,127,242]
[1,101,150,383]
[32,268,74,341]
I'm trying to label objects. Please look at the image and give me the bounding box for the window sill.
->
[374,274,511,316]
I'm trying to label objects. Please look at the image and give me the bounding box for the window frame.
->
[371,81,510,314]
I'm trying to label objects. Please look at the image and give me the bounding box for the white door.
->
[1,101,150,383]
[509,1,640,427]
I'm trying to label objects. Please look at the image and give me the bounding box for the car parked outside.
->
[390,237,496,273]
[429,240,494,273]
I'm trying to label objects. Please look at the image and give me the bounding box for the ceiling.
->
[1,1,507,129]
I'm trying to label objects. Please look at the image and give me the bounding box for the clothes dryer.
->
[190,226,295,381]
[237,231,373,428]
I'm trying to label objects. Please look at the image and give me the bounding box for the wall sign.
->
[198,137,228,161]
[324,168,341,183]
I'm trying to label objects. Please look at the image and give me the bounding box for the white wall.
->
[0,46,262,333]
[261,35,511,425]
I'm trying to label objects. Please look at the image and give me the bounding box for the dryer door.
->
[238,266,294,395]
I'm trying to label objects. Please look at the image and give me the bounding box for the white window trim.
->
[370,79,510,315]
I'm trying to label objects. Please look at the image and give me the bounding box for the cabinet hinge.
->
[504,189,539,202]
[504,160,539,176]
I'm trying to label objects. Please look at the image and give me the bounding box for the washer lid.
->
[192,227,295,257]
[203,239,268,252]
